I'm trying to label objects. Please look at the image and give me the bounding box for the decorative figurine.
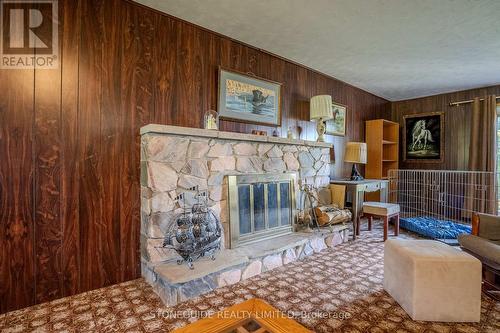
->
[162,186,222,269]
[204,110,219,130]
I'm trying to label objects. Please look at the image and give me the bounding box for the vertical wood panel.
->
[154,15,177,124]
[101,0,123,283]
[33,2,63,303]
[206,34,220,112]
[78,0,105,291]
[60,0,81,297]
[175,22,201,127]
[120,2,155,280]
[0,2,35,311]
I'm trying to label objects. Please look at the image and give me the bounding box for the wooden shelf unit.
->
[365,119,399,200]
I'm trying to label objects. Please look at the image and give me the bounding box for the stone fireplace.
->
[140,124,350,306]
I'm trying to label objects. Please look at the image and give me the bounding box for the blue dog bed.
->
[399,216,471,239]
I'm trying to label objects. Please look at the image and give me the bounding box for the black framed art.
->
[403,112,444,163]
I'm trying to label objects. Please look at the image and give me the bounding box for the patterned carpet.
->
[1,222,499,333]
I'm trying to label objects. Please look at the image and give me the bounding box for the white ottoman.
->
[384,239,482,322]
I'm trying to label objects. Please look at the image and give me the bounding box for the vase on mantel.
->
[204,110,219,130]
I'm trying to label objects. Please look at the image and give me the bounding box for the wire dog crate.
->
[388,170,499,225]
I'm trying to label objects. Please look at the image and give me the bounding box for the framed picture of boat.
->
[218,68,282,126]
[325,102,347,136]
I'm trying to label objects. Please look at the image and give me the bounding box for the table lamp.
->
[344,142,367,180]
[310,95,333,142]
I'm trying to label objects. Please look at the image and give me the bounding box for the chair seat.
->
[363,202,400,216]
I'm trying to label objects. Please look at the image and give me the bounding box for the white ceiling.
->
[135,0,500,101]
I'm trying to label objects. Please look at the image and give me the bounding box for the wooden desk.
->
[329,179,389,240]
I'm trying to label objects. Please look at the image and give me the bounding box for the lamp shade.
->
[310,95,333,121]
[344,142,367,164]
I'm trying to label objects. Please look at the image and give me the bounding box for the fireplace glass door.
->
[227,173,296,248]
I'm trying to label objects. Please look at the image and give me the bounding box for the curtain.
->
[467,95,497,215]
[469,95,497,172]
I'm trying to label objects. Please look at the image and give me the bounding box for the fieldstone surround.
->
[140,124,341,307]
[140,124,333,261]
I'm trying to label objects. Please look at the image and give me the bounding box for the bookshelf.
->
[365,119,399,199]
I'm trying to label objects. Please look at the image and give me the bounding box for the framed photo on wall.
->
[218,68,282,126]
[325,102,347,136]
[403,112,444,163]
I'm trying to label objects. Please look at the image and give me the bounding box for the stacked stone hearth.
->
[140,124,350,306]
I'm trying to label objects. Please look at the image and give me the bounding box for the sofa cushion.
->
[458,234,500,266]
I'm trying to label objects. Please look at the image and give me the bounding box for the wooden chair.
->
[329,184,346,209]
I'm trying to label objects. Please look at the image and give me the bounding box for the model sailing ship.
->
[162,186,222,269]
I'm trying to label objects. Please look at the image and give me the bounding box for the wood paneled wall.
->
[0,0,390,313]
[391,85,500,170]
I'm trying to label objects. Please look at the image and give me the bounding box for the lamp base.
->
[316,118,326,142]
[350,163,364,181]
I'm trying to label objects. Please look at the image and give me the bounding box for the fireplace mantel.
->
[141,124,333,148]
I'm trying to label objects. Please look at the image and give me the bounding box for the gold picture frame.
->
[403,111,445,163]
[325,102,347,136]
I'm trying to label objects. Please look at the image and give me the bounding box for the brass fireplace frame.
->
[227,173,297,248]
